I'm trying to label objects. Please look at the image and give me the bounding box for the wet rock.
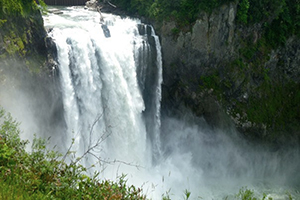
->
[85,0,99,9]
[48,9,63,15]
[101,24,111,38]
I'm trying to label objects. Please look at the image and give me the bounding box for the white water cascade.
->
[44,7,162,167]
[43,7,300,200]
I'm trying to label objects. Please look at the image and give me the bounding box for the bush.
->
[237,0,249,24]
[0,107,146,200]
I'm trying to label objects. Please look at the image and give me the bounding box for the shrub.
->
[0,107,146,199]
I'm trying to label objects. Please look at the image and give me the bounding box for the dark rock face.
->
[272,37,300,83]
[159,3,237,129]
[157,2,300,144]
[160,3,236,71]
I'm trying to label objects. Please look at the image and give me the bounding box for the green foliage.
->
[265,1,294,48]
[246,81,300,133]
[0,107,146,200]
[235,187,295,200]
[232,36,299,133]
[111,0,299,39]
[112,0,232,25]
[237,0,249,24]
[171,27,180,36]
[200,72,221,93]
[0,0,47,71]
[197,0,230,13]
[0,0,23,16]
[162,189,171,200]
[183,189,191,200]
[130,0,152,16]
[236,187,258,200]
[111,0,300,43]
[0,109,22,149]
[0,19,7,26]
[3,31,26,56]
[0,0,46,18]
[235,0,300,48]
[246,0,285,24]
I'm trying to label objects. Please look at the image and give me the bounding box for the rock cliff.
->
[157,2,300,145]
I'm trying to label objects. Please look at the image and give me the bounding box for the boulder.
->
[85,0,99,10]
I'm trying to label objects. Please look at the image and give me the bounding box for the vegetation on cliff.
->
[110,0,229,22]
[201,47,300,143]
[109,0,300,41]
[0,0,47,72]
[236,0,300,48]
[211,0,300,143]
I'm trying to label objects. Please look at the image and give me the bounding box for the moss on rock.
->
[0,0,48,74]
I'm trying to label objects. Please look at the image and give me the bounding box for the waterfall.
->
[151,27,163,162]
[44,7,161,168]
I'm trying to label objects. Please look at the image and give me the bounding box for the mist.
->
[159,112,300,199]
[0,60,64,147]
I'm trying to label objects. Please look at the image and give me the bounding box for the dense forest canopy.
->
[109,0,300,47]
